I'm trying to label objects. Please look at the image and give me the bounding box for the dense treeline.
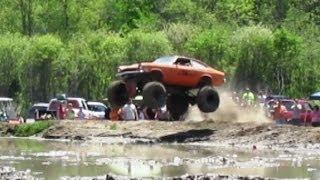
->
[0,0,319,113]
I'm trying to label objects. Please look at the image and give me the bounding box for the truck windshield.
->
[154,56,176,64]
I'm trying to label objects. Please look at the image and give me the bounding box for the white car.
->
[48,97,100,119]
[87,101,109,119]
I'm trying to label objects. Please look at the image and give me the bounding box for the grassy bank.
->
[14,121,53,137]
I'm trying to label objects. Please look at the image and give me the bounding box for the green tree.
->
[185,27,231,68]
[18,35,67,108]
[126,30,173,62]
[164,23,199,53]
[68,31,127,99]
[0,34,26,96]
[230,25,274,90]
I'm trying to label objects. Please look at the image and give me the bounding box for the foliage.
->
[164,23,200,53]
[126,30,173,62]
[230,25,274,90]
[67,31,127,99]
[14,121,53,137]
[185,27,230,67]
[0,0,319,114]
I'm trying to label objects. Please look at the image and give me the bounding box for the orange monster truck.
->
[107,56,225,120]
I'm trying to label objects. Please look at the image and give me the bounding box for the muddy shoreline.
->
[1,117,320,152]
[36,120,320,152]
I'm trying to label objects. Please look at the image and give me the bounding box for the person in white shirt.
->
[121,99,138,120]
[155,105,170,121]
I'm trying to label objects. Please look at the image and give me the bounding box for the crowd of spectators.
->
[109,99,170,121]
[232,88,320,127]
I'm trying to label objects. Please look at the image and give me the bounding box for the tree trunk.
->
[19,0,27,35]
[62,0,69,32]
[26,0,33,36]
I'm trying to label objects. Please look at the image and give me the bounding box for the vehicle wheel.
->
[197,86,219,113]
[107,80,129,108]
[167,94,189,120]
[142,81,166,109]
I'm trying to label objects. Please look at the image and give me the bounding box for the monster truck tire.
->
[107,80,129,108]
[142,81,166,109]
[197,86,219,113]
[167,94,189,120]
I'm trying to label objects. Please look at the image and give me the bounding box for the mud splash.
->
[185,91,270,124]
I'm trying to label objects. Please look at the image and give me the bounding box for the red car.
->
[267,99,312,124]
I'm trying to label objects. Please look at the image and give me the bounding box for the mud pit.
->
[1,138,320,179]
[3,93,320,179]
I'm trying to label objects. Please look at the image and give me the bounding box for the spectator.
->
[144,107,155,120]
[104,107,110,120]
[77,107,86,120]
[155,105,170,121]
[272,101,288,124]
[57,102,66,120]
[120,99,138,120]
[311,105,320,127]
[65,103,75,120]
[257,91,267,108]
[109,107,121,121]
[242,88,255,107]
[137,106,145,120]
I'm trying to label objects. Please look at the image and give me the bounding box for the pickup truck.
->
[48,97,99,119]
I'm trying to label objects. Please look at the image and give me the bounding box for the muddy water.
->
[0,138,320,179]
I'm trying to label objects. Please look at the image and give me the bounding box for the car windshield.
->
[153,56,176,64]
[282,101,296,110]
[88,105,106,112]
[48,99,80,111]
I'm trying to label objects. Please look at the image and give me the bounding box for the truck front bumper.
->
[116,70,145,79]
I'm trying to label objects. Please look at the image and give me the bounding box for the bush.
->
[164,23,199,53]
[14,121,53,137]
[126,30,173,62]
[229,25,274,90]
[67,31,127,99]
[185,27,230,67]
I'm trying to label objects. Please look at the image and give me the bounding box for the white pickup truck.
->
[48,97,100,119]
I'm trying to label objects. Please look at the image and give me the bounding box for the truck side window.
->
[175,58,191,66]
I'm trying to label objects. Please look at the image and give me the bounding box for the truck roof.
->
[0,97,13,101]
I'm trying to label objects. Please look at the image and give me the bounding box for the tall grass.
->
[14,121,53,137]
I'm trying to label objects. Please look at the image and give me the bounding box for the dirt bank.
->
[42,119,320,151]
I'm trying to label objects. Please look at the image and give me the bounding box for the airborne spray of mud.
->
[185,90,271,124]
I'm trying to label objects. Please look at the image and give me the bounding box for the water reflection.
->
[0,138,319,179]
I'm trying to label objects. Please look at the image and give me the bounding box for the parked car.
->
[264,95,288,104]
[48,97,99,119]
[0,97,17,121]
[285,99,313,124]
[87,101,109,119]
[265,99,312,124]
[28,103,51,120]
